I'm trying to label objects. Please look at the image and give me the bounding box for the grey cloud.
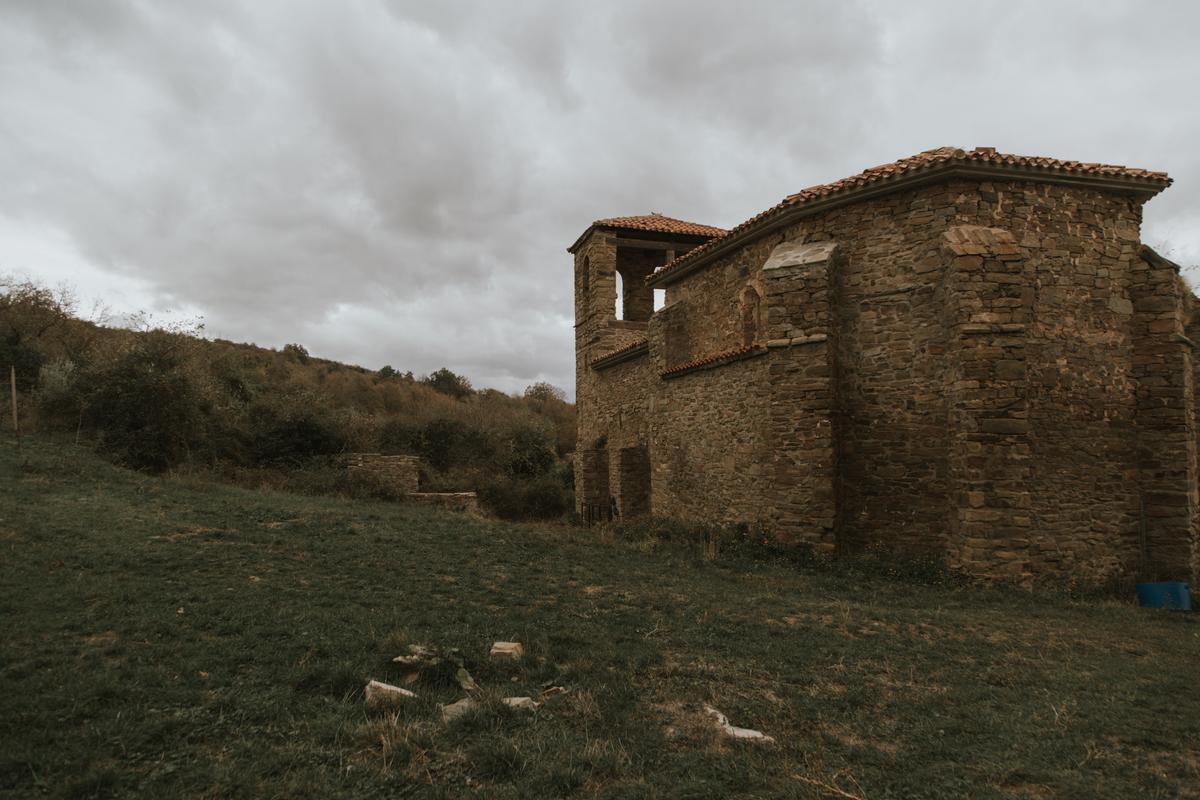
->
[1,1,1198,396]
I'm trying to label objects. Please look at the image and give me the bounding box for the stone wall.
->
[573,229,710,519]
[940,225,1036,580]
[1131,246,1199,582]
[649,346,772,525]
[761,241,841,550]
[342,453,420,494]
[573,176,1199,585]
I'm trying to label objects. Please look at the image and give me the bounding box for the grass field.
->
[1,436,1198,799]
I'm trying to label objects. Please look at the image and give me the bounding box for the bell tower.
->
[568,213,725,517]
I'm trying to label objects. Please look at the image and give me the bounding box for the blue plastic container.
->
[1136,582,1191,611]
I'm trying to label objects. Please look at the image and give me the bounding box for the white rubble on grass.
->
[441,697,477,722]
[489,641,524,660]
[365,680,417,707]
[392,644,435,664]
[703,704,774,743]
[503,696,539,711]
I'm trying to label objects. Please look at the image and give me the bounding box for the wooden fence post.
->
[9,365,19,452]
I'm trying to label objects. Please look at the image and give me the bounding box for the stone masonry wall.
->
[580,352,654,519]
[665,184,960,550]
[939,225,1036,581]
[761,241,841,550]
[1004,186,1144,582]
[647,340,773,525]
[575,176,1192,584]
[1131,247,1199,582]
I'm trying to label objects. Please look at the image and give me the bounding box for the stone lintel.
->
[766,334,829,348]
[763,240,838,271]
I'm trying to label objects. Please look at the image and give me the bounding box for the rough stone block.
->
[490,641,524,660]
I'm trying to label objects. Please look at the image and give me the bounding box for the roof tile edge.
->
[646,147,1171,287]
[591,338,650,370]
[567,213,726,254]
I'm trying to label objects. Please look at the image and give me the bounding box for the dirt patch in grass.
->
[82,631,120,647]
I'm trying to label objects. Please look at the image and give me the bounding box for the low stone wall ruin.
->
[341,453,480,515]
[341,453,420,494]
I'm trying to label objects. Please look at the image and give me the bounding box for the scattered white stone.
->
[503,696,539,711]
[441,697,477,722]
[704,704,774,743]
[365,680,417,707]
[392,644,435,665]
[490,641,524,660]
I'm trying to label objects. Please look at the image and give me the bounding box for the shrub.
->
[282,343,310,364]
[415,418,493,471]
[0,337,42,393]
[378,417,421,454]
[81,332,207,472]
[35,359,82,428]
[501,424,556,477]
[422,367,473,399]
[0,276,75,392]
[522,382,565,404]
[477,471,573,521]
[245,396,347,465]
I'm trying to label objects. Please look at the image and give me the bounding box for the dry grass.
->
[1,436,1198,799]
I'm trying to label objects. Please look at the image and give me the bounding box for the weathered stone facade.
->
[572,147,1199,585]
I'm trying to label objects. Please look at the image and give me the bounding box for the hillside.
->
[1,437,1197,799]
[1,276,575,518]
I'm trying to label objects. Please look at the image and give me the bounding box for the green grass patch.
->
[1,436,1198,798]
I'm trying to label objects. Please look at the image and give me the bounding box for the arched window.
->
[740,286,762,345]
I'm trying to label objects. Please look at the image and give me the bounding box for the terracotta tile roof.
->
[592,213,727,238]
[568,213,726,252]
[591,338,649,370]
[648,146,1172,286]
[660,342,766,379]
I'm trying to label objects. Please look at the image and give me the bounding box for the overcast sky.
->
[1,1,1198,396]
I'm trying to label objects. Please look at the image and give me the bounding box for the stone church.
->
[570,146,1199,584]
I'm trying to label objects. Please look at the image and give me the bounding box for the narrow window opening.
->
[740,286,762,345]
[615,271,624,319]
[653,288,666,311]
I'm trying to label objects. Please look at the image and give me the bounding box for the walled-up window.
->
[580,256,590,295]
[740,286,763,345]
